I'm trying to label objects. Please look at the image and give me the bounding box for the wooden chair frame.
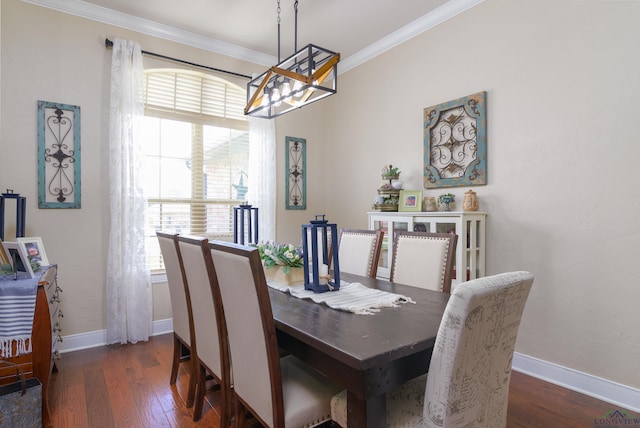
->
[156,231,197,408]
[209,241,288,427]
[390,231,458,293]
[335,228,384,278]
[177,235,232,425]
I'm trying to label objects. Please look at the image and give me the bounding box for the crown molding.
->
[22,0,483,73]
[340,0,484,73]
[20,0,277,66]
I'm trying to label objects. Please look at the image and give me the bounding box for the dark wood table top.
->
[269,272,449,427]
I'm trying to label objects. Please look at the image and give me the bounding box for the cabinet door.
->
[370,216,411,278]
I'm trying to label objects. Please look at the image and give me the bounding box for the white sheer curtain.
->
[106,39,152,344]
[247,116,276,242]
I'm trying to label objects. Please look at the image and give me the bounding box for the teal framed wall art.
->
[37,100,81,208]
[423,91,487,189]
[285,136,306,210]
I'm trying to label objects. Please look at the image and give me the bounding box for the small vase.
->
[463,190,479,211]
[439,195,455,211]
[424,197,437,212]
[263,264,305,286]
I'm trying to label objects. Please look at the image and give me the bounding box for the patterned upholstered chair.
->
[335,229,384,278]
[156,232,197,408]
[331,271,534,427]
[178,235,231,425]
[209,241,341,428]
[390,231,458,293]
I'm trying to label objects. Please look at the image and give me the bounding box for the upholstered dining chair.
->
[156,231,197,408]
[177,235,231,425]
[331,271,534,427]
[209,241,342,428]
[336,229,384,278]
[390,231,458,293]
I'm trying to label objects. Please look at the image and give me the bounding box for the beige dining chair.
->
[331,271,534,427]
[209,240,342,428]
[336,229,384,278]
[177,235,232,425]
[156,231,197,408]
[390,231,458,293]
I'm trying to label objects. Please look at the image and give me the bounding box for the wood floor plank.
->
[47,333,636,427]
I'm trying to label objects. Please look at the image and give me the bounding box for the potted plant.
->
[437,193,455,211]
[381,164,401,180]
[255,241,305,285]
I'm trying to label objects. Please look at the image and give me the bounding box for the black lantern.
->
[0,190,26,241]
[301,214,340,293]
[233,203,259,245]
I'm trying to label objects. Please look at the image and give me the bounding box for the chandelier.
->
[245,0,340,119]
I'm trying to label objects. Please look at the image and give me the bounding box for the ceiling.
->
[26,0,482,70]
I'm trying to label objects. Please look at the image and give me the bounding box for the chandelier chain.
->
[277,0,281,62]
[294,0,298,53]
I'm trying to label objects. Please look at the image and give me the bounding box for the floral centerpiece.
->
[255,241,305,285]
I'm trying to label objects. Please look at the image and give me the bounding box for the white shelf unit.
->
[368,211,487,288]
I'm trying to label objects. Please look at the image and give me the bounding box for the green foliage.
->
[0,263,13,276]
[255,241,304,274]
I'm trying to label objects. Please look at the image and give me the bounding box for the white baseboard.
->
[512,352,640,413]
[57,318,173,353]
[57,325,639,414]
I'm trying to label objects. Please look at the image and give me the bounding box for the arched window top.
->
[144,68,247,126]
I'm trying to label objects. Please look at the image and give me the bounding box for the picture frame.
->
[17,236,49,272]
[0,239,10,266]
[423,91,487,189]
[285,136,306,210]
[38,100,82,208]
[3,241,34,278]
[398,190,423,212]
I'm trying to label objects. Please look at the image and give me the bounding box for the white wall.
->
[0,0,262,334]
[323,0,640,389]
[2,0,639,400]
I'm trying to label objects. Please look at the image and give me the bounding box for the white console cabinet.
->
[368,211,487,288]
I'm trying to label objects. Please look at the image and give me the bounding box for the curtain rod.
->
[104,38,251,80]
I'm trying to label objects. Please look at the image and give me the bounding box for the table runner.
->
[267,280,415,315]
[0,275,38,358]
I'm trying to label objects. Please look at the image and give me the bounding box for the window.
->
[142,69,249,272]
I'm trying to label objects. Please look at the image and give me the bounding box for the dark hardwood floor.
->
[48,333,633,427]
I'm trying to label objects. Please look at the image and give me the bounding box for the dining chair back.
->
[390,231,458,293]
[337,229,384,278]
[156,231,196,408]
[330,271,534,428]
[209,241,341,428]
[177,235,231,425]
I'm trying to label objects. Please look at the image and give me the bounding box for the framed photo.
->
[3,241,34,278]
[285,136,306,210]
[0,239,10,266]
[399,190,423,212]
[17,237,49,271]
[423,91,487,189]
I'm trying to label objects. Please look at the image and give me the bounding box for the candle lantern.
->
[0,190,26,241]
[233,203,259,245]
[301,214,340,293]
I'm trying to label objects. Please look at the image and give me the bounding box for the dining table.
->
[269,271,450,428]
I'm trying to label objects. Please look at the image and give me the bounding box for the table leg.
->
[347,390,386,428]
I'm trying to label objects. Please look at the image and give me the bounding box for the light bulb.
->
[271,87,281,107]
[281,81,291,97]
[292,79,303,98]
[260,90,270,107]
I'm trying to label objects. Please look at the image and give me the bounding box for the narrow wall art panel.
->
[285,136,306,210]
[38,100,81,208]
[423,91,487,189]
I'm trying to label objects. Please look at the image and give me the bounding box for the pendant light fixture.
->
[245,0,340,119]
